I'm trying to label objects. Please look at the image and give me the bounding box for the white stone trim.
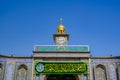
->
[34,53,90,57]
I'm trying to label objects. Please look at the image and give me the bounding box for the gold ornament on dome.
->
[57,18,66,34]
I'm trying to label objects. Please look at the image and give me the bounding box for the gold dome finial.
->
[57,18,66,34]
[60,18,62,24]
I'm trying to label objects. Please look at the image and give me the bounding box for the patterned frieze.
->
[34,53,90,57]
[92,59,120,63]
[0,57,32,62]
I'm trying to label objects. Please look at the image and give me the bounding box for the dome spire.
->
[60,18,62,24]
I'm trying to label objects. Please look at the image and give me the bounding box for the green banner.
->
[34,62,88,74]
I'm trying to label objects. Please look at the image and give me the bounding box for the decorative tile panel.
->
[6,63,14,80]
[0,57,32,62]
[92,59,120,63]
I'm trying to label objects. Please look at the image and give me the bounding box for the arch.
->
[17,64,28,80]
[96,64,107,80]
[96,64,106,70]
[18,64,28,70]
[0,63,2,80]
[46,74,78,80]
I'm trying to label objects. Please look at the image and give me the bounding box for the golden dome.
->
[57,24,66,34]
[57,18,66,34]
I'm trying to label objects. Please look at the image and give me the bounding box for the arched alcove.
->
[96,64,107,80]
[17,64,28,80]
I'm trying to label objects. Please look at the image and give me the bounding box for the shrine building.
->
[0,20,120,80]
